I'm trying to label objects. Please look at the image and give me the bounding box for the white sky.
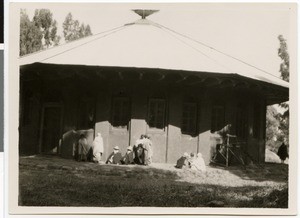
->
[23,3,292,78]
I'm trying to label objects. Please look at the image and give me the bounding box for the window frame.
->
[110,96,131,131]
[147,98,166,132]
[181,102,198,135]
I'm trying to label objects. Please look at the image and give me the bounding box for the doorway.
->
[39,103,63,154]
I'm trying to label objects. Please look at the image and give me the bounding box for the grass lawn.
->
[19,155,288,208]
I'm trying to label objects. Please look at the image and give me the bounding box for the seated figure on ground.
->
[77,134,90,161]
[122,146,135,165]
[191,153,206,172]
[188,153,196,168]
[175,152,190,169]
[92,133,104,163]
[135,134,146,149]
[134,144,145,165]
[106,146,122,165]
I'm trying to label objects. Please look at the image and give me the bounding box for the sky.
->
[22,3,293,79]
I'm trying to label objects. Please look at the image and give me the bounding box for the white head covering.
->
[183,152,189,157]
[92,132,104,154]
[197,153,202,158]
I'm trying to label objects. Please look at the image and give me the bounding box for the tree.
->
[20,9,61,56]
[32,9,60,48]
[63,13,93,42]
[265,35,290,154]
[266,105,289,152]
[266,106,281,152]
[278,110,289,143]
[50,20,61,46]
[277,35,289,144]
[278,35,289,82]
[266,106,280,142]
[79,23,86,38]
[84,24,92,36]
[62,13,74,42]
[20,9,43,56]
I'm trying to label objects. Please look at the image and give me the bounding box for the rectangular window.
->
[211,105,225,132]
[148,99,166,130]
[111,97,130,129]
[182,102,197,135]
[253,101,261,138]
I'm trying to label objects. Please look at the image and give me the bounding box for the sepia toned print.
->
[9,2,297,215]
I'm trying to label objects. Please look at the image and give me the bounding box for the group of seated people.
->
[76,133,153,166]
[77,132,205,172]
[106,134,153,165]
[175,152,206,172]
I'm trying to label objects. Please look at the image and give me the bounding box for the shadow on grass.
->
[208,162,288,183]
[19,155,288,208]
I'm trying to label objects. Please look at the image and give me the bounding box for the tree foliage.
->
[266,105,289,152]
[20,9,60,56]
[20,10,43,56]
[278,35,289,82]
[33,9,59,48]
[266,106,280,142]
[277,35,289,144]
[266,106,281,152]
[266,35,290,153]
[63,13,92,42]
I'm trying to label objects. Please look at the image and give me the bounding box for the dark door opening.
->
[40,104,62,154]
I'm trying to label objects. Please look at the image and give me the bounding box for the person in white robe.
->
[190,153,206,172]
[92,133,104,163]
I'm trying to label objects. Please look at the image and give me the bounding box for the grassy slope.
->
[19,155,288,208]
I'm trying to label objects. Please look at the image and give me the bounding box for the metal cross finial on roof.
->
[132,9,159,19]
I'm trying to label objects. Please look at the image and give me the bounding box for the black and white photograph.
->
[8,2,297,215]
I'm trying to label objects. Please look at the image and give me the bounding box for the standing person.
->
[77,134,89,161]
[122,146,135,165]
[106,146,122,165]
[144,135,153,165]
[277,142,289,164]
[92,133,104,163]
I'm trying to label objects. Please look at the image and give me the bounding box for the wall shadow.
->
[19,63,263,165]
